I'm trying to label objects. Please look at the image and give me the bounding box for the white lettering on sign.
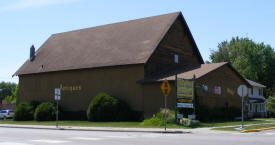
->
[177,103,193,108]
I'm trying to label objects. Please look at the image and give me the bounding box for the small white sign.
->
[237,85,247,97]
[55,95,61,101]
[177,103,193,108]
[55,88,61,101]
[55,88,61,96]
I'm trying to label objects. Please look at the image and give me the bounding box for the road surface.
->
[0,127,274,145]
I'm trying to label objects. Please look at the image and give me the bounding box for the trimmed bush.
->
[13,102,34,121]
[87,93,131,121]
[142,109,175,126]
[34,102,56,121]
[142,109,200,127]
[116,99,132,121]
[30,100,41,110]
[179,118,200,127]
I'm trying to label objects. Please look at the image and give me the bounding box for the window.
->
[260,104,262,112]
[259,88,263,96]
[174,54,179,64]
[0,110,7,113]
[214,86,221,95]
[251,88,253,95]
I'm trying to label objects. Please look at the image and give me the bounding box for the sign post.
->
[237,85,247,129]
[174,54,178,123]
[54,88,61,128]
[161,80,171,131]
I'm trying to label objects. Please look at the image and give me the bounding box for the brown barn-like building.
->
[14,12,251,120]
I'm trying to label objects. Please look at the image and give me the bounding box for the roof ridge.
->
[53,12,181,36]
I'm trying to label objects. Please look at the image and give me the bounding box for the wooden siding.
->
[18,64,144,112]
[142,82,175,118]
[196,64,248,109]
[144,16,201,77]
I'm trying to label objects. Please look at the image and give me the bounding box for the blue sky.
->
[0,0,274,83]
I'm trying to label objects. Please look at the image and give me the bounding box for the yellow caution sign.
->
[161,80,171,97]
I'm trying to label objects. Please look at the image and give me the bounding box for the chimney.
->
[30,45,35,61]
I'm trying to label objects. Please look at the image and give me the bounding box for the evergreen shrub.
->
[13,102,34,121]
[87,93,131,121]
[34,102,56,121]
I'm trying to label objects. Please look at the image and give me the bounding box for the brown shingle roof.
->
[160,62,228,80]
[14,12,181,76]
[140,62,250,87]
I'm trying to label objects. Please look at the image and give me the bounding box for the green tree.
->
[210,37,275,96]
[4,96,16,104]
[12,85,19,104]
[0,82,17,103]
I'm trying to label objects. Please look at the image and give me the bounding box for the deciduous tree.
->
[209,37,275,96]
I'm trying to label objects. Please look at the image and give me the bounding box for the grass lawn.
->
[0,119,190,129]
[213,124,275,131]
[200,118,274,128]
[212,118,275,131]
[0,118,273,129]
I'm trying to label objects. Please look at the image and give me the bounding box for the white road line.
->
[265,133,275,135]
[141,134,163,138]
[31,139,70,143]
[0,142,33,145]
[105,135,136,139]
[70,137,103,140]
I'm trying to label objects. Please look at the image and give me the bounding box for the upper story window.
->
[251,88,253,95]
[214,86,221,95]
[259,88,263,96]
[174,54,179,64]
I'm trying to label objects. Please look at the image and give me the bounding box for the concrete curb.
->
[0,124,189,134]
[240,127,275,133]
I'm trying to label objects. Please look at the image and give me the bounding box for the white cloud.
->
[2,0,80,11]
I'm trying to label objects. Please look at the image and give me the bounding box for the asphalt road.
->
[0,127,274,145]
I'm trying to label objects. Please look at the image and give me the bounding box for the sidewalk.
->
[0,124,191,133]
[2,123,269,134]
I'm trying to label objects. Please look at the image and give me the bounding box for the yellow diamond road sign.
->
[161,80,171,97]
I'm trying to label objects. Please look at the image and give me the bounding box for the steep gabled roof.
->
[246,79,266,88]
[14,12,184,76]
